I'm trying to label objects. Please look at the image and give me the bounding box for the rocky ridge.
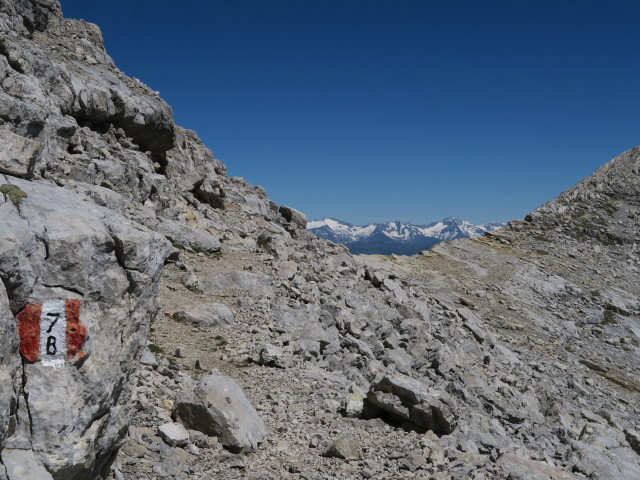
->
[0,1,638,479]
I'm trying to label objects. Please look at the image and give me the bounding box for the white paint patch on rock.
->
[39,300,67,367]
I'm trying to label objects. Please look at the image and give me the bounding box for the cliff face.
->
[0,1,300,478]
[1,1,639,479]
[0,1,257,478]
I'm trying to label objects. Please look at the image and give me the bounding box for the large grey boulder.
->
[0,177,170,479]
[173,370,266,453]
[194,179,225,209]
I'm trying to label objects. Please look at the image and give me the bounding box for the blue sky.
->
[60,1,640,225]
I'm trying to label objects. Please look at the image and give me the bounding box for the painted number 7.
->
[45,312,60,333]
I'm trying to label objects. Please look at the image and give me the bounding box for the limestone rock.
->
[342,393,364,418]
[174,303,234,327]
[322,435,360,460]
[0,177,170,478]
[367,373,457,435]
[1,449,53,480]
[158,422,190,447]
[625,429,640,455]
[0,129,42,178]
[194,179,225,209]
[0,282,20,448]
[496,453,578,480]
[173,369,266,453]
[279,205,307,229]
[258,343,285,367]
[139,348,158,368]
[205,271,274,298]
[2,0,640,478]
[157,219,220,254]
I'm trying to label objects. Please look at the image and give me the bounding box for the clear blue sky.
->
[60,0,640,225]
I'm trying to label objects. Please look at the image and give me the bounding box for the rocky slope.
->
[308,218,505,255]
[0,1,638,479]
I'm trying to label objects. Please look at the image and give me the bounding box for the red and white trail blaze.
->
[16,299,86,366]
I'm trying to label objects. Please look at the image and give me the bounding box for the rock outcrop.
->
[0,177,169,479]
[1,1,639,479]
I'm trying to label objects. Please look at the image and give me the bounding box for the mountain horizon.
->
[308,216,505,255]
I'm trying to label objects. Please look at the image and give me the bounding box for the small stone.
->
[217,454,246,469]
[343,393,364,418]
[157,422,190,447]
[259,343,284,367]
[309,433,323,448]
[428,443,446,467]
[322,435,360,460]
[140,349,158,368]
[399,451,427,471]
[186,444,200,456]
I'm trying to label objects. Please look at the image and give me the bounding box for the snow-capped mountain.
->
[307,217,506,255]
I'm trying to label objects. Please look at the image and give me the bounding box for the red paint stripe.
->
[65,299,86,358]
[16,303,41,362]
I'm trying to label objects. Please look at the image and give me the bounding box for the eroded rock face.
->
[0,177,170,479]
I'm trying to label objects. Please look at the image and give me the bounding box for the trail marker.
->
[16,299,86,367]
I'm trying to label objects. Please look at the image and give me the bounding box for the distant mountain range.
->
[307,217,506,255]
